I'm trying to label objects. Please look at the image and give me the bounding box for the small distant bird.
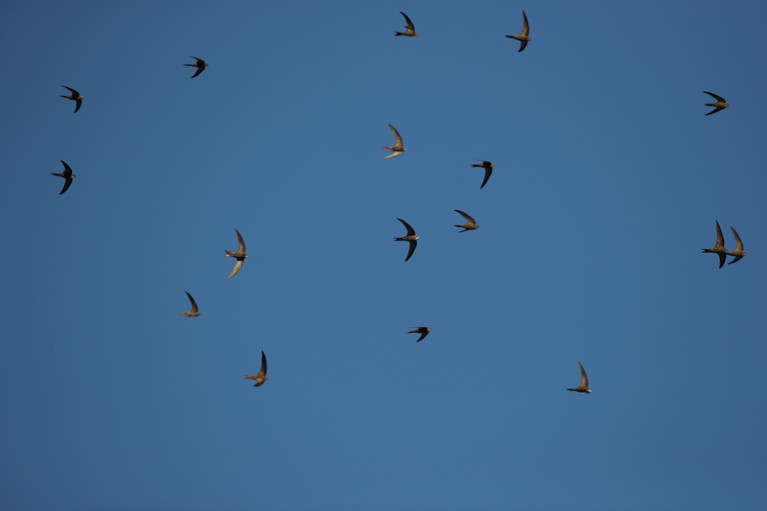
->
[179,291,201,317]
[506,10,531,52]
[224,228,248,279]
[408,327,431,342]
[726,226,747,265]
[395,11,417,37]
[453,209,479,232]
[185,57,208,78]
[394,218,419,262]
[471,161,495,189]
[244,351,269,387]
[702,220,728,269]
[567,361,592,394]
[384,124,406,159]
[51,160,76,195]
[60,85,83,113]
[703,91,729,116]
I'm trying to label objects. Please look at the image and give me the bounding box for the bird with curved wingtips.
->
[702,220,728,269]
[408,327,431,342]
[60,86,83,113]
[395,11,417,37]
[454,210,479,232]
[471,161,495,189]
[726,226,747,265]
[567,361,592,394]
[703,91,729,116]
[506,10,531,52]
[179,291,201,317]
[185,57,208,78]
[394,218,419,262]
[244,351,268,387]
[224,228,248,279]
[384,124,406,159]
[51,160,76,195]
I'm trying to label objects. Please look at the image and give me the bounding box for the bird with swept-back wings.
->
[506,10,531,52]
[395,11,417,37]
[179,291,201,317]
[703,91,729,116]
[471,161,495,189]
[726,226,747,265]
[51,160,76,195]
[384,124,406,159]
[453,209,479,232]
[394,218,419,262]
[408,327,431,342]
[60,85,83,113]
[567,362,592,394]
[245,351,269,387]
[702,220,728,269]
[185,57,208,78]
[225,228,248,279]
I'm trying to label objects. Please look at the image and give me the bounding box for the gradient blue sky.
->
[1,1,766,510]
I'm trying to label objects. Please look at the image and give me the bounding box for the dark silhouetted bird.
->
[394,218,419,262]
[454,210,479,232]
[702,220,728,269]
[726,226,747,264]
[185,57,208,78]
[703,91,729,116]
[225,228,248,279]
[506,10,531,52]
[567,362,592,394]
[408,327,431,342]
[179,291,201,317]
[51,160,76,195]
[244,351,268,387]
[60,86,83,113]
[395,11,417,37]
[471,161,495,189]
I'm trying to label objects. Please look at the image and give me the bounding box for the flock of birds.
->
[51,9,746,396]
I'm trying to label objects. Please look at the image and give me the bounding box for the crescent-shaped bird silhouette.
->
[60,85,83,113]
[179,291,201,317]
[701,220,728,269]
[185,57,208,78]
[703,91,729,116]
[506,10,531,52]
[225,228,248,279]
[454,209,479,232]
[51,160,76,195]
[384,124,406,159]
[726,226,747,265]
[395,11,417,37]
[244,351,269,387]
[394,218,419,262]
[471,161,495,189]
[567,361,592,394]
[408,326,431,342]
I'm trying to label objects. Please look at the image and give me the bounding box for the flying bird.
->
[726,226,747,265]
[567,361,592,394]
[179,291,201,317]
[60,85,83,113]
[703,91,729,116]
[185,57,208,78]
[471,161,495,189]
[394,218,419,262]
[51,160,76,195]
[506,10,531,52]
[408,327,431,342]
[224,228,248,279]
[701,220,728,269]
[244,351,269,387]
[395,11,417,37]
[454,209,479,232]
[384,124,406,159]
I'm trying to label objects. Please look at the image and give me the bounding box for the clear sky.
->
[1,1,766,510]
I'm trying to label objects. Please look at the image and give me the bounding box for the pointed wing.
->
[73,98,82,113]
[454,209,476,224]
[400,11,415,32]
[518,40,528,52]
[227,259,244,280]
[714,220,725,248]
[388,124,403,146]
[480,167,493,189]
[730,226,744,251]
[397,217,416,236]
[404,240,417,262]
[705,106,724,116]
[521,10,530,36]
[191,67,205,78]
[60,160,73,177]
[59,176,73,195]
[234,228,246,252]
[727,255,743,265]
[578,361,589,388]
[717,252,726,269]
[259,350,268,377]
[61,85,78,95]
[417,329,429,342]
[703,91,726,103]
[185,291,199,313]
[383,150,403,159]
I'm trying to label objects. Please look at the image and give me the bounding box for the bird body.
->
[245,351,269,387]
[225,228,248,279]
[506,10,531,52]
[51,160,76,195]
[394,218,419,262]
[395,11,417,36]
[454,209,479,232]
[60,85,83,113]
[471,161,495,189]
[567,362,592,393]
[185,57,208,78]
[384,124,406,159]
[702,220,728,269]
[179,291,200,317]
[703,91,729,116]
[408,327,431,342]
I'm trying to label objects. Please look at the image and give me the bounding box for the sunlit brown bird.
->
[471,161,495,189]
[506,10,531,52]
[567,361,592,394]
[384,124,406,159]
[394,218,419,262]
[408,327,431,342]
[701,220,728,269]
[703,91,729,116]
[60,85,83,113]
[179,291,201,317]
[726,226,747,265]
[395,11,417,37]
[454,209,479,232]
[244,351,269,387]
[224,228,248,279]
[51,160,76,195]
[185,57,208,78]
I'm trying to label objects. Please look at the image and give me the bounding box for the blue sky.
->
[1,1,766,509]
